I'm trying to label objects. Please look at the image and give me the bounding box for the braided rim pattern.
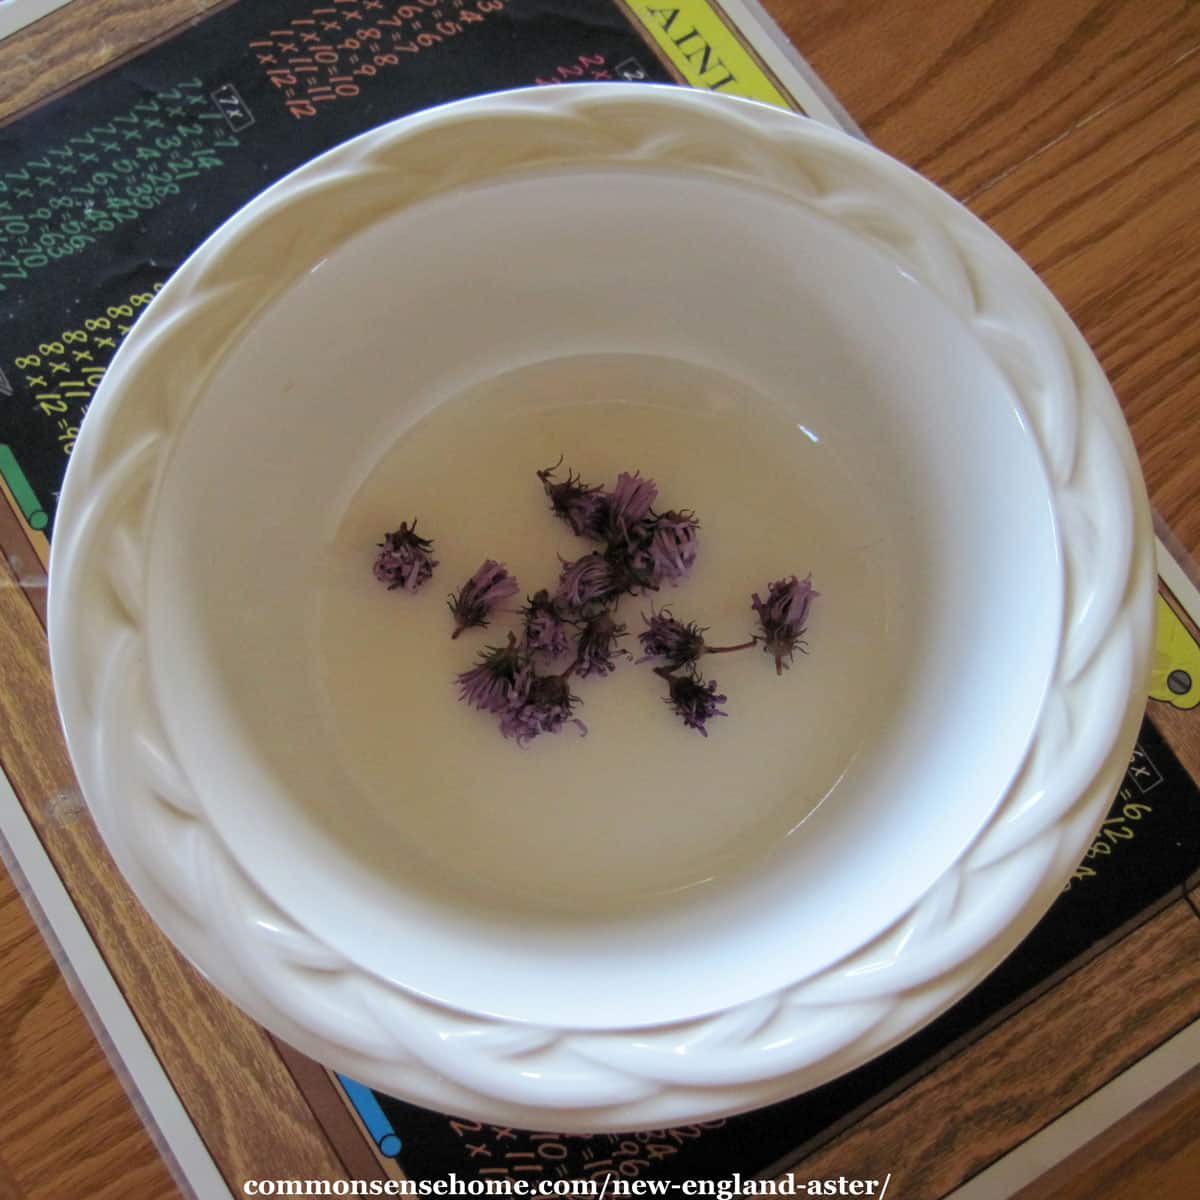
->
[48,84,1155,1132]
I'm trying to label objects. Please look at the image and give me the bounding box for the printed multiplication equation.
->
[532,53,652,87]
[9,283,165,459]
[534,52,618,86]
[249,0,507,120]
[0,78,238,290]
[443,1117,727,1182]
[1064,740,1165,890]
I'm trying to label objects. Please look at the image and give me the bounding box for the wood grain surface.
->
[0,0,229,123]
[1014,1063,1200,1200]
[1,1,1199,1198]
[0,866,176,1200]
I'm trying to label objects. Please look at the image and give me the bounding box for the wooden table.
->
[1,2,1198,1197]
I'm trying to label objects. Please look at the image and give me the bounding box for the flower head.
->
[499,670,587,746]
[537,460,609,540]
[575,610,630,678]
[634,510,699,587]
[664,673,727,737]
[448,560,520,638]
[752,575,817,674]
[555,552,619,613]
[521,589,571,660]
[456,635,526,714]
[373,520,437,592]
[602,533,671,597]
[605,471,658,537]
[637,609,707,671]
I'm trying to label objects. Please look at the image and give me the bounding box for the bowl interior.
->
[145,164,1061,1027]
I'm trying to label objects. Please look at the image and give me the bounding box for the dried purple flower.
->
[448,559,520,639]
[638,610,756,669]
[635,509,699,586]
[605,471,658,537]
[556,552,619,612]
[521,589,571,660]
[456,635,526,714]
[752,574,818,675]
[637,610,707,671]
[575,610,630,678]
[537,459,609,540]
[596,539,656,598]
[500,669,587,746]
[373,520,437,593]
[664,673,727,737]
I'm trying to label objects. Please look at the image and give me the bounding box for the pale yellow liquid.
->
[317,353,899,918]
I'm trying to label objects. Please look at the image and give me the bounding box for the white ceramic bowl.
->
[48,84,1155,1131]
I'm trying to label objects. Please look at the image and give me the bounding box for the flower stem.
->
[704,638,758,656]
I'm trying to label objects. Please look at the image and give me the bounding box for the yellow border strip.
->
[623,1,795,109]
